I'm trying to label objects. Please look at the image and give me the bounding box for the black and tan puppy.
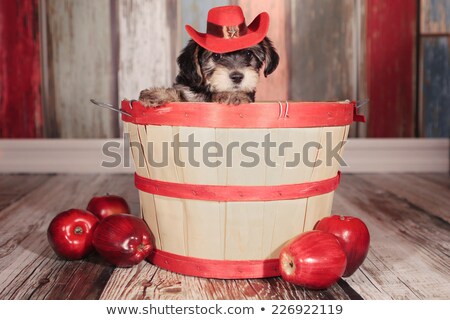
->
[139,37,279,106]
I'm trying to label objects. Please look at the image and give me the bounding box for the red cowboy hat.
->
[185,6,270,54]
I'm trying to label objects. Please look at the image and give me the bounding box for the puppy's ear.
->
[176,40,203,86]
[261,37,280,77]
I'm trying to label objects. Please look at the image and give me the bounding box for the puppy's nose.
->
[230,71,244,84]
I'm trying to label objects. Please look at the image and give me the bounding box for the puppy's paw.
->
[139,88,181,107]
[139,89,165,107]
[212,92,232,104]
[230,92,252,105]
[212,92,252,105]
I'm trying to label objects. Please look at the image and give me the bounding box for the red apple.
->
[47,209,99,260]
[92,214,153,267]
[279,230,347,289]
[86,195,131,220]
[314,215,370,277]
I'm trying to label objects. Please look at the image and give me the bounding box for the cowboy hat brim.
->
[185,12,270,54]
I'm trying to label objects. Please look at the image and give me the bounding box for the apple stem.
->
[74,226,83,234]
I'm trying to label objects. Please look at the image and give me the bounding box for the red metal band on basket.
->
[121,100,364,128]
[148,249,280,279]
[135,172,341,202]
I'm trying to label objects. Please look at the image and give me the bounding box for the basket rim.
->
[121,100,364,128]
[122,99,355,109]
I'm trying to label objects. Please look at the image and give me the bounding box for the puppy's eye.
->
[212,53,222,61]
[244,50,253,58]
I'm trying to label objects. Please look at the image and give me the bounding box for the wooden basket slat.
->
[139,191,161,249]
[267,199,308,258]
[339,125,351,158]
[303,191,335,232]
[279,127,324,183]
[224,202,266,260]
[132,124,162,249]
[264,128,322,257]
[176,126,225,259]
[310,126,347,181]
[301,126,347,234]
[126,123,148,178]
[144,125,182,183]
[151,196,185,255]
[183,200,225,259]
[215,128,229,260]
[224,129,267,260]
[144,125,186,256]
[261,128,291,258]
[137,125,152,178]
[214,128,230,185]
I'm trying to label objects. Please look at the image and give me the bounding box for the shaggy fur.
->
[139,37,279,106]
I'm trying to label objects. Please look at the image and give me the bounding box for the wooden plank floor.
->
[0,173,448,300]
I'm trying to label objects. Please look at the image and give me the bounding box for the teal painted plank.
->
[180,0,230,46]
[422,37,450,137]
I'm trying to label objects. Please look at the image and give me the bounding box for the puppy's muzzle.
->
[230,71,244,84]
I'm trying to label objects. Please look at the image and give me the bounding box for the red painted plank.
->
[366,0,417,137]
[0,0,42,138]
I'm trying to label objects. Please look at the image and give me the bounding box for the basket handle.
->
[353,99,368,123]
[90,99,132,117]
[356,99,369,109]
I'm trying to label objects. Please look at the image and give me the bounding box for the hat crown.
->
[185,6,270,53]
[207,6,245,26]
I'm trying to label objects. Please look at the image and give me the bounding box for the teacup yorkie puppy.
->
[139,6,279,107]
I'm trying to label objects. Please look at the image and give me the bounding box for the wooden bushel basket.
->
[121,100,365,279]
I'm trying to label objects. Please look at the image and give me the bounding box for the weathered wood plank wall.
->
[421,0,450,34]
[236,0,289,101]
[0,0,42,138]
[117,0,179,102]
[356,0,369,138]
[419,0,450,137]
[43,0,119,138]
[290,0,356,103]
[1,0,446,139]
[181,0,229,47]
